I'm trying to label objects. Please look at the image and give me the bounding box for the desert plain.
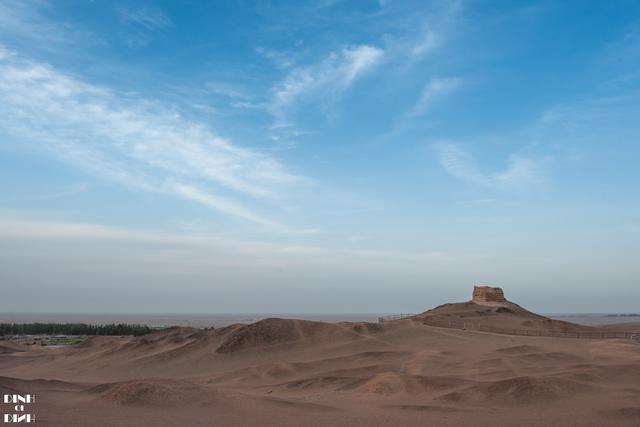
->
[1,287,640,426]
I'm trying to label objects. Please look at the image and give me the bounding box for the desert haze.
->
[2,286,639,426]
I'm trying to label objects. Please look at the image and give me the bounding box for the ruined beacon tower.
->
[472,285,507,305]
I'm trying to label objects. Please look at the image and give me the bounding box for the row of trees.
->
[0,323,152,336]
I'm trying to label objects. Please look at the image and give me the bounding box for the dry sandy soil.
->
[2,301,640,426]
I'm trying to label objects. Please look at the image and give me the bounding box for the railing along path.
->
[378,314,640,341]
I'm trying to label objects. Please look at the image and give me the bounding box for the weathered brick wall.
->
[472,286,506,303]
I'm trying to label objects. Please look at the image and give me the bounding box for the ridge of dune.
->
[0,343,26,354]
[0,376,80,394]
[437,375,598,404]
[86,378,212,406]
[215,318,364,354]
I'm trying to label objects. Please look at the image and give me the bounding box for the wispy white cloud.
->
[370,76,464,146]
[0,0,96,47]
[269,44,384,127]
[1,183,89,203]
[493,156,543,189]
[0,216,444,262]
[0,51,302,228]
[256,46,301,69]
[401,0,462,63]
[411,29,439,60]
[471,198,497,205]
[406,77,463,118]
[205,81,250,100]
[118,7,172,31]
[0,217,176,242]
[435,142,545,191]
[171,183,276,228]
[117,6,172,47]
[0,44,14,60]
[346,234,370,243]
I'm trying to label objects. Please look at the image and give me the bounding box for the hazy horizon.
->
[1,1,639,314]
[2,310,639,330]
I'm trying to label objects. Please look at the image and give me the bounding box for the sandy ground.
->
[1,302,639,426]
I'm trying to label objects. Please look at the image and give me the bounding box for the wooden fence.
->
[377,313,415,323]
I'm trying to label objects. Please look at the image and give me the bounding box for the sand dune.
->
[438,375,597,404]
[2,294,639,426]
[0,342,25,354]
[87,378,213,406]
[216,318,364,353]
[416,301,597,333]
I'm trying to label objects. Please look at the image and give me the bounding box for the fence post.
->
[419,315,638,341]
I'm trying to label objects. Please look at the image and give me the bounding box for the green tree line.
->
[0,323,152,336]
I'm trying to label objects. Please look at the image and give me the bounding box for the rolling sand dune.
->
[1,287,639,426]
[216,318,364,353]
[86,379,214,406]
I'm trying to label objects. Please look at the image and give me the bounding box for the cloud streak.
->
[118,7,172,31]
[117,5,173,47]
[400,0,462,64]
[1,183,89,203]
[406,77,463,118]
[411,29,439,60]
[0,50,301,228]
[0,216,448,262]
[435,142,545,191]
[269,44,384,127]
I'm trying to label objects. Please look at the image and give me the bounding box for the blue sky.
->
[1,1,639,313]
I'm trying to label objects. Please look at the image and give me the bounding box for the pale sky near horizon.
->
[1,1,639,314]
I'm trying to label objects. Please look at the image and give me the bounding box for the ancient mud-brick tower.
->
[472,285,507,304]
